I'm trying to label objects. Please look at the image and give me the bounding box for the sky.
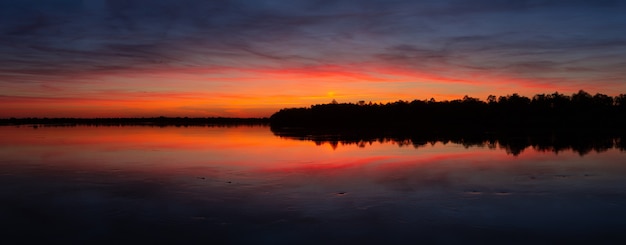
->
[1,0,626,118]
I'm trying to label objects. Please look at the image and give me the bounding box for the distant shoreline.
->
[0,117,270,126]
[5,91,626,130]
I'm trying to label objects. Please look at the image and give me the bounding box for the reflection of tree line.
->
[272,129,625,156]
[0,117,269,127]
[270,90,626,130]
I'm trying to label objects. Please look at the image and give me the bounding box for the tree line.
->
[0,117,269,127]
[270,90,626,132]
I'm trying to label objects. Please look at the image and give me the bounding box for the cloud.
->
[1,0,625,115]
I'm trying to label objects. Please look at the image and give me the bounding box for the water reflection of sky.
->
[1,126,625,244]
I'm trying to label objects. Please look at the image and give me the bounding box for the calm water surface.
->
[1,126,625,244]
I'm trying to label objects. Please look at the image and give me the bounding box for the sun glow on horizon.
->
[1,63,623,118]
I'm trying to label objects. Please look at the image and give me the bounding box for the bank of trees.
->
[270,90,626,131]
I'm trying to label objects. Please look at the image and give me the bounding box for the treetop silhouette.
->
[270,90,626,131]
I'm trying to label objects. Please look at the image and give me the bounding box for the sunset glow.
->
[1,1,625,117]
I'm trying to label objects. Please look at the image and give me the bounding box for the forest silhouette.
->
[270,90,626,131]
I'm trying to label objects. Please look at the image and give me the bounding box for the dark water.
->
[1,126,625,244]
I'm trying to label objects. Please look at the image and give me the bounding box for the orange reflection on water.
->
[2,125,625,185]
[0,126,350,174]
[2,125,626,244]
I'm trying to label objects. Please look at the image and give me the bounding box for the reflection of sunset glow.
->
[3,126,626,238]
[3,126,625,177]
